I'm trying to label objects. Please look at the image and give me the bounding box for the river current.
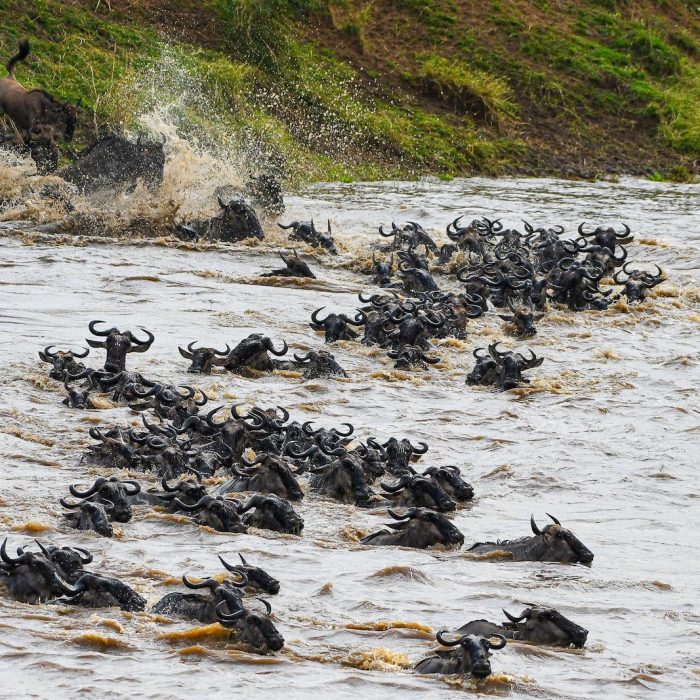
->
[0,174,698,699]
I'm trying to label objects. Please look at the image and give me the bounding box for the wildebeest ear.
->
[178,346,193,360]
[86,338,105,349]
[38,351,49,362]
[497,315,513,321]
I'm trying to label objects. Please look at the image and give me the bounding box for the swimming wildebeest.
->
[0,40,77,143]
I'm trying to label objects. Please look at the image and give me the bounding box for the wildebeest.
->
[60,498,114,537]
[178,342,231,374]
[86,320,155,374]
[218,554,280,595]
[216,598,284,653]
[457,605,588,648]
[39,345,89,381]
[293,350,348,379]
[0,41,77,143]
[152,572,247,622]
[467,514,594,564]
[309,307,365,343]
[261,250,315,279]
[422,466,474,502]
[415,631,507,677]
[238,494,304,535]
[466,343,543,390]
[379,474,455,512]
[179,196,264,242]
[68,476,141,523]
[215,454,303,502]
[59,131,166,193]
[174,495,246,533]
[223,334,288,374]
[0,538,79,604]
[60,571,146,611]
[360,508,464,549]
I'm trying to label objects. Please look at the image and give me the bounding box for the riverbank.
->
[1,0,698,182]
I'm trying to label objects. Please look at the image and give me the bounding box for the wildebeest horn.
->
[217,195,227,209]
[485,634,508,649]
[409,441,429,454]
[183,574,220,590]
[1,538,29,565]
[293,352,311,363]
[387,507,416,520]
[69,477,107,499]
[267,339,288,356]
[215,599,245,621]
[121,479,141,495]
[310,307,330,326]
[334,423,354,437]
[178,345,194,359]
[502,608,527,623]
[380,475,411,493]
[530,514,541,535]
[218,554,241,572]
[173,495,212,512]
[88,320,115,337]
[238,495,263,513]
[546,513,561,525]
[436,630,462,647]
[257,598,272,615]
[129,328,154,351]
[238,553,248,566]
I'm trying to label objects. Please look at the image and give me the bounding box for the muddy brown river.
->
[0,173,699,698]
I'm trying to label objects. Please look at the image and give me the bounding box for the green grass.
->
[413,54,517,125]
[0,0,697,180]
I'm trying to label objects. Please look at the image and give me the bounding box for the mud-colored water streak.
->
[0,177,699,699]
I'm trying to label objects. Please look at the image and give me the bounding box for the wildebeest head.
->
[309,453,374,507]
[86,320,154,373]
[178,341,231,374]
[60,498,114,537]
[34,541,93,583]
[157,472,208,508]
[501,606,588,647]
[219,554,280,595]
[387,346,440,370]
[237,453,304,501]
[380,474,455,512]
[216,598,284,653]
[310,307,365,343]
[225,333,288,373]
[293,350,347,379]
[0,538,80,604]
[174,495,246,533]
[414,631,507,677]
[69,476,140,523]
[213,196,265,242]
[361,508,464,549]
[529,514,594,564]
[66,572,146,611]
[238,494,304,535]
[488,343,544,390]
[39,345,89,380]
[422,466,474,502]
[62,378,94,409]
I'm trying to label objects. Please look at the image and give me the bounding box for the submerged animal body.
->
[457,606,588,648]
[60,132,165,193]
[468,514,594,564]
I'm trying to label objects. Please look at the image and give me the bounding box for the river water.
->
[0,173,698,699]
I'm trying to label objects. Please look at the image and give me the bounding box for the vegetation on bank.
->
[0,0,698,182]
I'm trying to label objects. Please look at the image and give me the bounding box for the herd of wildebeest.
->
[1,38,666,683]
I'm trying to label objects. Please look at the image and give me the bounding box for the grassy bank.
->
[0,0,698,181]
